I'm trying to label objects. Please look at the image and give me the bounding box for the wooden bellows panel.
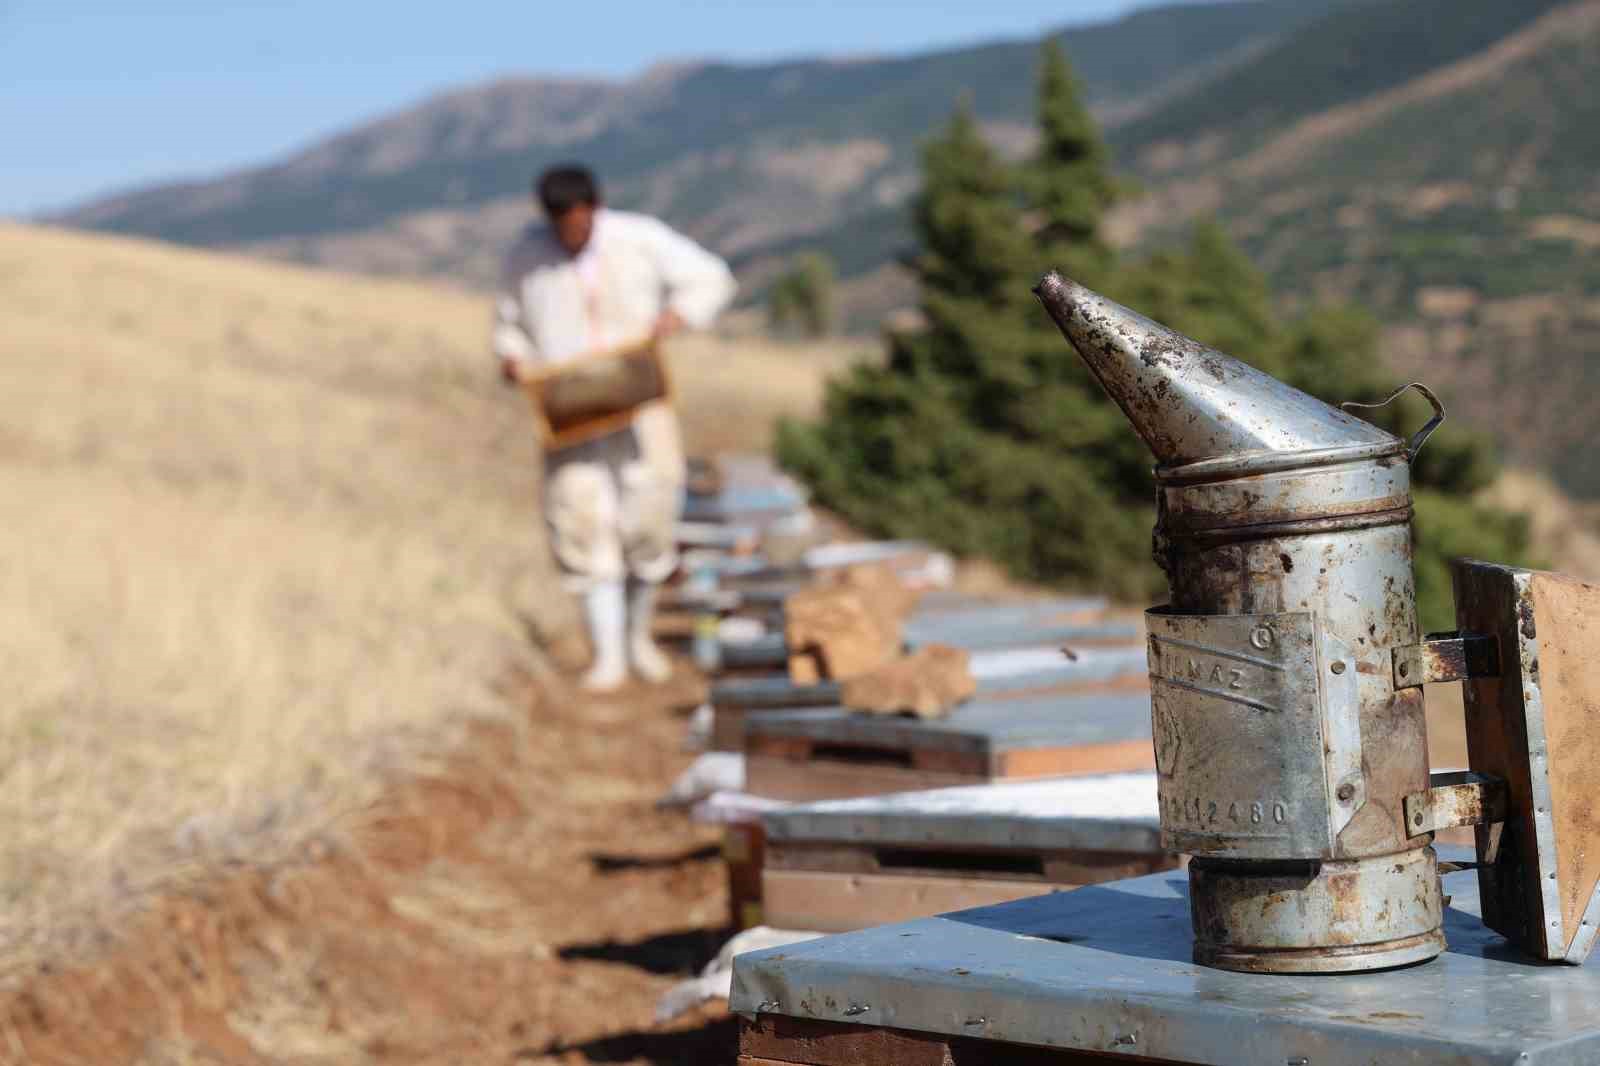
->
[521,338,669,451]
[1454,559,1600,962]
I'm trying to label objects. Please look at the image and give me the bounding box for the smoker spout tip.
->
[1033,271,1093,327]
[1032,270,1072,302]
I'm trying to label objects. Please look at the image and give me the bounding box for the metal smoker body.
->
[1037,275,1441,973]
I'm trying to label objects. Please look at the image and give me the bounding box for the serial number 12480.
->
[1164,794,1290,827]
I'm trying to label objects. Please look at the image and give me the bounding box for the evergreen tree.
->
[1026,39,1120,282]
[780,99,1156,597]
[1109,221,1277,365]
[768,252,837,337]
[777,46,1532,621]
[889,100,1033,376]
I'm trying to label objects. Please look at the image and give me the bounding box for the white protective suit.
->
[494,207,736,588]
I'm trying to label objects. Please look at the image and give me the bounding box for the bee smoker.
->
[1035,274,1455,973]
[1037,273,1600,975]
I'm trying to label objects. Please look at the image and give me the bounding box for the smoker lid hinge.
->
[1392,631,1500,689]
[1405,770,1509,838]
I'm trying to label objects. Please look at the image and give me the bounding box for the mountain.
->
[1107,0,1600,494]
[52,0,1600,496]
[56,0,1347,289]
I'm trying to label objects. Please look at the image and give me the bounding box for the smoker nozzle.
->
[1033,273,1401,470]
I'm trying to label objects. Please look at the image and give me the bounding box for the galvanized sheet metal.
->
[711,645,1146,710]
[743,691,1152,756]
[731,858,1600,1066]
[718,614,1140,671]
[1037,273,1437,972]
[710,676,843,710]
[762,772,1160,854]
[1147,609,1333,859]
[903,614,1140,651]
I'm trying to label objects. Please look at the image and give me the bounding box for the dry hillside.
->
[0,221,1593,1063]
[0,221,850,970]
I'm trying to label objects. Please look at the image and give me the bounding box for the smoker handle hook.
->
[1340,382,1445,460]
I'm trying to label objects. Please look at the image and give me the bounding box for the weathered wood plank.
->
[765,842,1171,885]
[744,754,977,802]
[997,740,1153,779]
[761,869,1073,932]
[739,1016,1167,1065]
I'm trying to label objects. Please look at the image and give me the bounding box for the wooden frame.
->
[740,1015,1173,1065]
[724,822,768,930]
[520,336,670,451]
[760,827,1176,933]
[743,736,1154,802]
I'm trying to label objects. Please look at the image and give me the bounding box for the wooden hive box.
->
[760,772,1177,932]
[731,853,1600,1066]
[701,598,1139,675]
[743,688,1154,802]
[705,647,1149,929]
[709,642,1147,754]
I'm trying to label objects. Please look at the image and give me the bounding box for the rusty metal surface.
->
[1146,610,1333,859]
[1037,273,1438,973]
[1392,632,1500,688]
[1034,273,1401,469]
[730,853,1600,1066]
[1453,559,1578,962]
[1188,848,1444,972]
[1404,770,1509,836]
[1161,525,1426,862]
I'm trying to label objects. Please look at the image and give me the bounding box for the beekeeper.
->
[494,164,736,691]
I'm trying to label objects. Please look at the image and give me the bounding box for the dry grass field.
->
[1,220,1595,1063]
[0,221,858,974]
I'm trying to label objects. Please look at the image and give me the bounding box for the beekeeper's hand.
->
[653,308,686,339]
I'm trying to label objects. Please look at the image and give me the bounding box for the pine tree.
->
[889,101,1033,378]
[1026,39,1120,281]
[776,43,1532,618]
[779,98,1158,597]
[768,252,837,337]
[1108,220,1277,369]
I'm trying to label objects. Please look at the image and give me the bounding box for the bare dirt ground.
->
[0,654,1478,1066]
[0,222,871,1064]
[5,665,741,1065]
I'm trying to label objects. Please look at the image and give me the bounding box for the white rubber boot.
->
[580,580,628,693]
[628,581,673,684]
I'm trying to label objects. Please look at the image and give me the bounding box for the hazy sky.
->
[2,0,1187,216]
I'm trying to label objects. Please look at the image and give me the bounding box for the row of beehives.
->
[653,456,1174,1021]
[641,272,1600,1066]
